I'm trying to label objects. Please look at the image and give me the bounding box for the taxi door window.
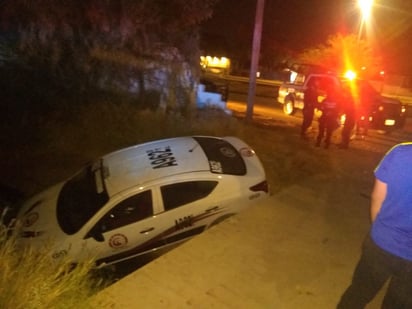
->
[98,190,153,232]
[161,181,218,211]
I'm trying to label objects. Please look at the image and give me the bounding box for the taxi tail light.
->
[250,180,269,193]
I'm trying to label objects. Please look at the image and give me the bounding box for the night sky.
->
[200,0,412,74]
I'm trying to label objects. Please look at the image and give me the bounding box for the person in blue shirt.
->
[337,142,412,308]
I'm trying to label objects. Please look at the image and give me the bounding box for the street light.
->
[357,0,373,41]
[358,0,373,20]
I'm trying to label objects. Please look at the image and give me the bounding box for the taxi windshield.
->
[56,160,109,235]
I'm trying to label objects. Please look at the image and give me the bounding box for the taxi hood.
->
[16,183,65,241]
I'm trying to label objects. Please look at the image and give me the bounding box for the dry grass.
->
[0,226,107,309]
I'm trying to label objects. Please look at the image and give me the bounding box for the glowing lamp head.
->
[358,0,373,21]
[344,70,357,81]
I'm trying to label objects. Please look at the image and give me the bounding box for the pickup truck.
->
[277,73,338,115]
[277,72,407,132]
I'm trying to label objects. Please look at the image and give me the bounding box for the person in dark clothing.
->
[301,79,319,139]
[355,81,375,137]
[315,86,340,149]
[339,87,356,149]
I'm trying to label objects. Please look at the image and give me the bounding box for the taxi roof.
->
[102,137,210,194]
[101,136,249,196]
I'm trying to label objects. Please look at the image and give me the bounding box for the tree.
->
[0,0,218,112]
[296,33,382,78]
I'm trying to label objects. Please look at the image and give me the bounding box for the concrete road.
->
[93,186,383,308]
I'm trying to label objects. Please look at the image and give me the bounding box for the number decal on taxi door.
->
[175,215,194,230]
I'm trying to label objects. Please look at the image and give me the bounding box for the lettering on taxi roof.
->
[147,146,178,169]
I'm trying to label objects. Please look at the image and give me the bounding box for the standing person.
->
[301,79,318,140]
[337,142,412,308]
[315,86,340,149]
[339,87,356,149]
[355,81,374,138]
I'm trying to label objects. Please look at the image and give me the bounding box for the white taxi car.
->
[9,136,269,268]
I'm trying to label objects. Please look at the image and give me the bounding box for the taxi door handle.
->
[140,227,155,234]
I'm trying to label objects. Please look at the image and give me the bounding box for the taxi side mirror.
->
[92,231,105,242]
[85,227,105,242]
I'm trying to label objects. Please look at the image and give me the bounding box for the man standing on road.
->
[337,142,412,308]
[315,86,340,149]
[301,79,318,140]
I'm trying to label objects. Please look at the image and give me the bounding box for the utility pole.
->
[246,0,265,123]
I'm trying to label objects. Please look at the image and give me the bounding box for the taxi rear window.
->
[193,137,246,175]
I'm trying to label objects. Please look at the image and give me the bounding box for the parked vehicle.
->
[277,72,339,115]
[277,70,407,132]
[4,136,268,268]
[344,78,407,132]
